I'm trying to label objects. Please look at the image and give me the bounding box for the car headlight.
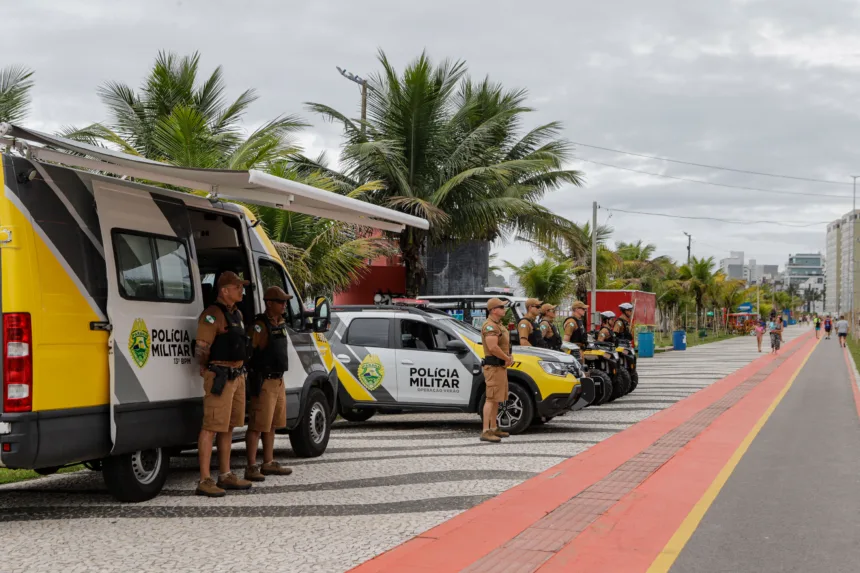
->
[539,360,569,377]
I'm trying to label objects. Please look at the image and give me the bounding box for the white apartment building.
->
[719,251,745,280]
[838,210,860,316]
[826,219,841,314]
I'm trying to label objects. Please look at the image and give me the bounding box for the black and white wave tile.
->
[0,327,808,573]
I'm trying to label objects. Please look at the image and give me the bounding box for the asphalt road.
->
[0,328,805,573]
[671,335,860,573]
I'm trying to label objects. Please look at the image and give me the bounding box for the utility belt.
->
[207,364,245,396]
[482,356,506,367]
[246,370,286,397]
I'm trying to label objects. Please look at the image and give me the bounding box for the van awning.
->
[0,123,429,233]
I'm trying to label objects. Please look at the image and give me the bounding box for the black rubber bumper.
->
[536,384,584,418]
[571,377,595,411]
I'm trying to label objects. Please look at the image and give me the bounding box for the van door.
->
[93,183,201,454]
[395,315,473,405]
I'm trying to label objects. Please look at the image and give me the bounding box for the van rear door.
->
[93,182,202,454]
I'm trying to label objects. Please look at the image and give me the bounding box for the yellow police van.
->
[0,123,428,501]
[330,305,586,434]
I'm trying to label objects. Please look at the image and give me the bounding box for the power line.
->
[579,158,855,200]
[600,206,829,228]
[573,141,852,186]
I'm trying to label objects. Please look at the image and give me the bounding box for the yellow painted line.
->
[647,337,819,573]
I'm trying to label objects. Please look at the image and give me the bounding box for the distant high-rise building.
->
[826,219,842,314]
[785,253,824,292]
[720,251,745,279]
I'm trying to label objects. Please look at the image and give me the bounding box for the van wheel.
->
[338,405,376,423]
[479,382,534,435]
[102,448,169,503]
[290,388,331,458]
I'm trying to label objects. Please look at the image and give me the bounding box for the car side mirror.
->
[313,297,331,333]
[445,339,468,353]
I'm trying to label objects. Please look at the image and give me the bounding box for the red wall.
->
[334,265,406,305]
[584,290,657,332]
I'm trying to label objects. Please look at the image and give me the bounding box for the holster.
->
[247,371,264,397]
[482,356,505,367]
[208,365,242,396]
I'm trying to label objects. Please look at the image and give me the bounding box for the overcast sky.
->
[4,0,857,273]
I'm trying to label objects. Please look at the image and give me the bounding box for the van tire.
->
[339,405,376,423]
[290,388,331,458]
[102,448,169,503]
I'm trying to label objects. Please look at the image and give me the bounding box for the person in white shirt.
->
[836,315,850,348]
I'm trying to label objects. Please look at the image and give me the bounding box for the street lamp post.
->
[336,67,371,137]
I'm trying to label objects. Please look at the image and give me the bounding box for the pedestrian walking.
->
[755,318,766,352]
[836,315,850,348]
[824,316,833,340]
[813,315,821,339]
[770,316,784,354]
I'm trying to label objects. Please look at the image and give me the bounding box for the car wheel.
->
[102,447,169,503]
[479,381,535,435]
[290,388,331,458]
[338,405,376,423]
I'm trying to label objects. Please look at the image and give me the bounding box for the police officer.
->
[480,298,514,443]
[563,301,589,349]
[244,286,294,482]
[539,303,562,351]
[596,310,616,343]
[518,298,546,347]
[194,271,253,497]
[614,302,634,342]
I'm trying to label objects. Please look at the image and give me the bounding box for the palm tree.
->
[504,258,576,305]
[64,51,304,169]
[0,66,34,124]
[678,256,721,329]
[298,50,584,295]
[803,286,822,313]
[611,240,674,293]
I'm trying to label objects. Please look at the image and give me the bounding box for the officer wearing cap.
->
[518,298,547,347]
[194,271,253,497]
[480,298,514,443]
[614,302,634,342]
[563,301,589,350]
[539,303,562,351]
[244,286,294,482]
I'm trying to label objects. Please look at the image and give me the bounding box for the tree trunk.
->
[400,228,426,298]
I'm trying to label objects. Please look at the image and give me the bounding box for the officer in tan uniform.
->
[517,298,545,347]
[194,271,253,497]
[245,286,294,482]
[539,303,562,350]
[563,301,589,349]
[480,298,514,443]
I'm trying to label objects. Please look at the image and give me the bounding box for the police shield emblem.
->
[128,318,150,368]
[357,354,385,391]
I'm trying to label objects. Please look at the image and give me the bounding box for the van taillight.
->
[3,313,32,413]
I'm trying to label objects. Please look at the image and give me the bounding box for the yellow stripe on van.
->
[333,361,376,402]
[0,164,110,411]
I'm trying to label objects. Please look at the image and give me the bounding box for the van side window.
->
[259,258,302,325]
[400,319,452,351]
[113,231,193,302]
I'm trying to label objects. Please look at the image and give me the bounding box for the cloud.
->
[3,0,849,271]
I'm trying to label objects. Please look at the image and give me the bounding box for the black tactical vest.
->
[519,318,547,348]
[564,317,588,347]
[250,314,289,375]
[542,320,562,351]
[209,303,250,362]
[616,317,633,341]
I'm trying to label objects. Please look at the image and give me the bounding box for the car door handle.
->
[400,359,414,365]
[336,354,351,364]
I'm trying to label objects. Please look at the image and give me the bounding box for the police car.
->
[329,305,587,434]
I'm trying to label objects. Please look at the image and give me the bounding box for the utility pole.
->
[591,201,598,330]
[683,232,692,266]
[336,66,371,137]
